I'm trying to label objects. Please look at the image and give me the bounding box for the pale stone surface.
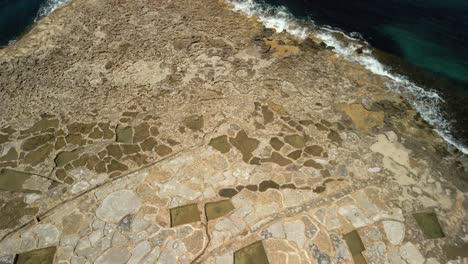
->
[363,242,387,264]
[96,190,141,223]
[400,242,425,264]
[31,223,60,248]
[61,236,80,247]
[24,193,42,204]
[425,258,441,264]
[71,181,90,194]
[95,247,130,264]
[368,167,382,173]
[128,241,151,264]
[338,205,371,228]
[0,0,466,262]
[284,220,306,247]
[216,253,233,264]
[383,221,405,245]
[0,255,14,264]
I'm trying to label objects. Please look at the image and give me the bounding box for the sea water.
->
[229,0,468,154]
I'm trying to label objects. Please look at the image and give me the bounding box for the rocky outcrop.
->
[0,0,467,263]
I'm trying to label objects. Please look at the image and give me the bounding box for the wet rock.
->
[15,246,56,264]
[67,122,95,135]
[93,161,106,174]
[327,130,342,145]
[24,143,53,166]
[116,126,133,143]
[140,137,158,152]
[107,159,128,173]
[269,137,284,151]
[209,135,231,154]
[66,133,85,146]
[98,123,115,139]
[259,180,280,192]
[54,137,66,150]
[344,230,365,255]
[287,150,302,160]
[0,135,10,145]
[315,123,328,131]
[55,150,79,167]
[183,115,204,131]
[20,118,59,135]
[413,212,444,239]
[106,144,123,159]
[0,169,34,192]
[96,190,141,223]
[21,134,54,151]
[303,159,323,169]
[283,134,305,148]
[262,152,292,167]
[149,126,159,137]
[205,200,235,221]
[280,183,296,189]
[229,130,260,163]
[89,127,104,139]
[219,188,238,198]
[155,145,172,156]
[133,123,150,143]
[445,244,468,259]
[299,120,314,126]
[261,106,274,124]
[304,145,323,156]
[245,185,258,191]
[250,157,261,165]
[0,197,38,230]
[72,155,90,169]
[313,185,326,193]
[121,144,140,155]
[234,241,269,264]
[125,153,148,166]
[170,203,201,227]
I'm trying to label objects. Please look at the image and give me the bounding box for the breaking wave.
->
[35,0,70,21]
[228,0,468,154]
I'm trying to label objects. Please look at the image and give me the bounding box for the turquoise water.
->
[1,0,468,148]
[0,0,66,46]
[0,0,42,45]
[255,0,468,148]
[261,0,468,85]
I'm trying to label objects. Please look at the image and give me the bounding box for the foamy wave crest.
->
[228,0,468,154]
[35,0,70,21]
[230,0,310,39]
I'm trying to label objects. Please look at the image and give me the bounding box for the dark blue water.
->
[1,0,468,149]
[0,0,43,46]
[260,0,468,149]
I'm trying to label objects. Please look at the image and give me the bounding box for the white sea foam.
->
[228,0,468,154]
[231,0,310,39]
[35,0,70,21]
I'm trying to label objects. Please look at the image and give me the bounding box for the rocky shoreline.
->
[0,0,467,263]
